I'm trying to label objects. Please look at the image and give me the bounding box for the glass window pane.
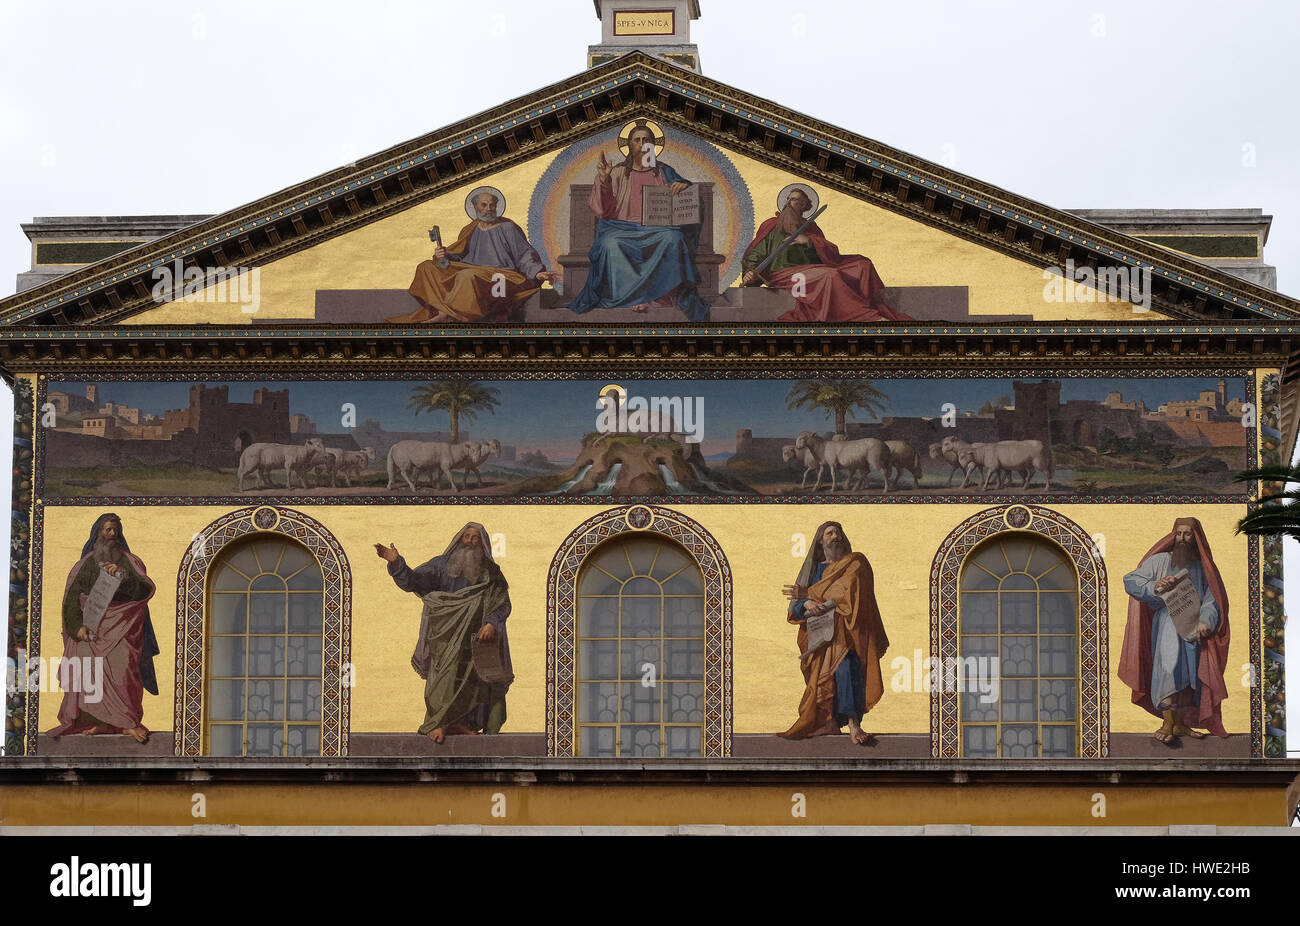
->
[276,543,313,579]
[662,568,703,595]
[650,544,690,581]
[592,542,633,580]
[620,595,660,637]
[580,565,623,596]
[962,691,998,723]
[963,725,997,758]
[960,592,997,633]
[286,725,321,757]
[1036,561,1074,590]
[287,593,322,633]
[208,636,245,678]
[1001,636,1037,677]
[1001,573,1036,591]
[619,640,659,680]
[1040,680,1077,722]
[208,680,245,722]
[218,545,259,580]
[287,680,322,721]
[211,564,252,591]
[1001,724,1037,758]
[250,540,286,574]
[1039,593,1077,633]
[581,640,619,680]
[620,725,660,758]
[1001,679,1037,722]
[286,636,322,677]
[1042,725,1076,757]
[666,682,704,722]
[249,636,285,678]
[624,539,659,577]
[623,577,659,596]
[1000,592,1037,632]
[286,565,323,591]
[580,726,616,757]
[208,725,244,757]
[1001,539,1034,573]
[621,681,659,723]
[664,640,704,678]
[579,682,619,723]
[664,596,703,636]
[209,593,247,634]
[664,726,701,757]
[246,679,284,722]
[960,635,998,660]
[972,543,1009,579]
[251,573,285,592]
[961,564,1000,590]
[250,592,285,633]
[246,724,284,757]
[578,596,618,637]
[1040,637,1076,677]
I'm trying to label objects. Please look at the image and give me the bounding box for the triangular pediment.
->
[2,52,1297,330]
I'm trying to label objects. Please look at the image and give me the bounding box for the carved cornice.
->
[0,324,1291,376]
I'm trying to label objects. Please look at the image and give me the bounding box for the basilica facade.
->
[2,1,1297,830]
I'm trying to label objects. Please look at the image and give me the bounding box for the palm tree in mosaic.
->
[1235,464,1300,541]
[786,379,890,436]
[407,381,501,443]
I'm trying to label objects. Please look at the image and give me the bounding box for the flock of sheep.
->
[782,432,1053,494]
[234,437,501,492]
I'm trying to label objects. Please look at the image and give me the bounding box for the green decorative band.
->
[1138,235,1260,259]
[35,241,147,266]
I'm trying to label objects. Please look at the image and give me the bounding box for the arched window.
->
[931,505,1108,759]
[205,536,325,756]
[576,534,706,757]
[549,505,731,758]
[958,535,1079,757]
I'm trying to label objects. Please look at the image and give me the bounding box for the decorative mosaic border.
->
[929,504,1109,759]
[546,504,733,757]
[1256,371,1282,757]
[6,376,34,755]
[173,505,352,757]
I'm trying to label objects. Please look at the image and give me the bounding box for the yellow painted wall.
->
[126,137,1157,326]
[36,501,1252,738]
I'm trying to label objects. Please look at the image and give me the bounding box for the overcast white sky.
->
[0,0,1296,759]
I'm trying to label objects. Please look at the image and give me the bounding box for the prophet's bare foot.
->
[630,303,650,313]
[847,718,873,746]
[1152,729,1178,747]
[123,725,149,744]
[426,727,446,744]
[86,723,115,736]
[446,723,478,736]
[1171,724,1206,739]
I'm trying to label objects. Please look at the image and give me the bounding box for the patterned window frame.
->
[930,504,1109,759]
[174,505,352,757]
[547,505,732,757]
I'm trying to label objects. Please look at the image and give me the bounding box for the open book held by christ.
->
[641,184,700,226]
[1158,569,1203,642]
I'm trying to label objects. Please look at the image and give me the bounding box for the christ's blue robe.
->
[568,163,711,321]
